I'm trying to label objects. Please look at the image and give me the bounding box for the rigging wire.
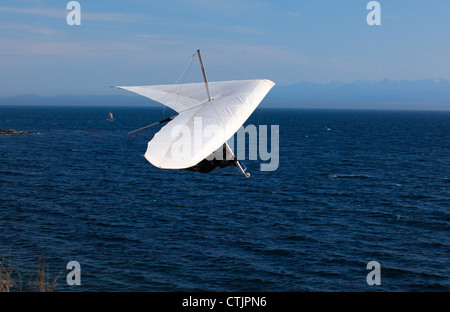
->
[163,53,195,119]
[176,53,196,84]
[173,54,195,114]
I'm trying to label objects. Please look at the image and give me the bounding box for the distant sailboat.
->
[107,111,115,121]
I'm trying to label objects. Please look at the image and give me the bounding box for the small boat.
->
[107,111,115,121]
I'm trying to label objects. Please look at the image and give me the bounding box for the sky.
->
[0,0,449,97]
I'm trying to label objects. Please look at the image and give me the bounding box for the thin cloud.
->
[0,39,145,57]
[82,12,135,22]
[181,0,252,11]
[287,11,301,19]
[132,34,185,46]
[224,25,268,35]
[0,6,65,18]
[0,5,135,22]
[133,34,161,40]
[385,15,404,21]
[0,22,60,36]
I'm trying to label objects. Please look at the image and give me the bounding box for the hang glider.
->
[113,50,275,178]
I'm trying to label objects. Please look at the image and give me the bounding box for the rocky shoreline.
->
[0,129,37,135]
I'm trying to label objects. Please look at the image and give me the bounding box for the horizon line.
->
[0,77,449,99]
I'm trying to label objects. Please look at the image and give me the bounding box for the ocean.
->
[0,106,449,292]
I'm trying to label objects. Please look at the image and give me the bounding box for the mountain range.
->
[267,78,450,110]
[1,78,449,110]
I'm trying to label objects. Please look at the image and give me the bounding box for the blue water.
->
[0,106,449,291]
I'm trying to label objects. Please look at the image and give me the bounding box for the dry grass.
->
[31,256,60,292]
[0,255,21,292]
[0,254,60,292]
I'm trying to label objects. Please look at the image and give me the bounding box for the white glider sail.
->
[114,50,275,176]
